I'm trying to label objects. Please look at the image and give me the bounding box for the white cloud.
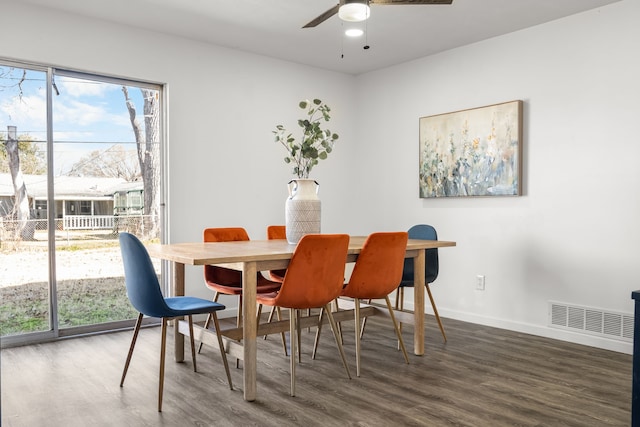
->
[0,93,47,133]
[53,98,130,129]
[58,77,115,98]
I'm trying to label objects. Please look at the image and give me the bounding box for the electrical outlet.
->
[476,275,485,290]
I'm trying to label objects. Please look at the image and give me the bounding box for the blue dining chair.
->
[118,232,232,412]
[396,224,446,342]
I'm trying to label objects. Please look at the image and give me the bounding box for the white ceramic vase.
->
[285,179,321,244]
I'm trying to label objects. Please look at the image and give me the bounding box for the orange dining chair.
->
[268,225,338,322]
[200,227,285,357]
[256,234,352,396]
[314,232,409,377]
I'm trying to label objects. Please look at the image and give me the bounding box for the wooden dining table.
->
[147,236,456,402]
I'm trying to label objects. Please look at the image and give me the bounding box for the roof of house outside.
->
[0,173,143,199]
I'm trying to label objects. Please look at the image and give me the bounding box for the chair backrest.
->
[266,225,287,280]
[203,227,250,286]
[402,224,439,284]
[344,232,409,300]
[270,234,349,309]
[119,232,170,318]
[204,227,250,242]
[267,225,286,240]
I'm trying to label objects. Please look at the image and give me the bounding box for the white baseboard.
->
[203,303,633,355]
[403,302,633,355]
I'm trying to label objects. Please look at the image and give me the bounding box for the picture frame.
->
[419,100,523,198]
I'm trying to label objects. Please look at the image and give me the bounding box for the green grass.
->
[0,279,138,336]
[0,233,160,336]
[55,241,122,252]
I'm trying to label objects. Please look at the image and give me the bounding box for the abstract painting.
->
[419,100,523,198]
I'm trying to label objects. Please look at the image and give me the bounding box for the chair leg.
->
[297,309,302,363]
[158,317,168,412]
[313,304,346,360]
[354,298,362,377]
[198,292,219,354]
[324,304,351,380]
[259,305,288,356]
[211,312,233,390]
[237,296,243,328]
[263,306,275,339]
[256,304,263,327]
[312,307,324,360]
[385,296,409,364]
[197,313,212,354]
[334,298,343,344]
[188,315,197,372]
[289,308,297,397]
[359,299,372,339]
[236,296,243,369]
[426,283,447,343]
[120,312,143,387]
[277,307,288,356]
[397,287,404,350]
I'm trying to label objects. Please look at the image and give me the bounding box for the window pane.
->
[52,74,161,328]
[0,65,51,336]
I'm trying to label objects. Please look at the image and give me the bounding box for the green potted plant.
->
[273,98,339,179]
[273,98,339,243]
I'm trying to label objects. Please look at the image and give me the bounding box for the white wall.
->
[2,0,638,353]
[0,1,357,303]
[351,0,640,353]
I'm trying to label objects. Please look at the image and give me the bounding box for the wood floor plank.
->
[1,315,632,426]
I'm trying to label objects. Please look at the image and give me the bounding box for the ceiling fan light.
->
[345,28,364,37]
[338,3,370,23]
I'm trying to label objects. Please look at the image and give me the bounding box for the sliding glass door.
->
[0,61,165,345]
[0,64,51,337]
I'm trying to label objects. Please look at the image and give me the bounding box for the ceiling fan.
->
[303,0,454,29]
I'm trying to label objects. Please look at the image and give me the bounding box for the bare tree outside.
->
[122,86,160,238]
[0,134,46,175]
[0,66,26,100]
[67,144,140,180]
[3,126,33,240]
[1,67,40,239]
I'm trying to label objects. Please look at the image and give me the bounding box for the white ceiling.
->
[21,0,620,75]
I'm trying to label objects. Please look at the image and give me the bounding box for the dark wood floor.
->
[1,314,632,426]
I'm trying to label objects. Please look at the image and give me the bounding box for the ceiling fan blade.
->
[371,0,453,5]
[302,0,451,28]
[302,4,340,28]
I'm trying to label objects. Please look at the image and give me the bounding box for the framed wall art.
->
[419,100,523,198]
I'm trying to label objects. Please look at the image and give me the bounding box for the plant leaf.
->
[273,98,339,178]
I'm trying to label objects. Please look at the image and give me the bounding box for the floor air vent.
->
[549,302,633,342]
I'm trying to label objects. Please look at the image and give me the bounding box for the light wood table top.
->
[148,236,455,265]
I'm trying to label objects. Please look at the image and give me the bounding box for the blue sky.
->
[0,65,147,175]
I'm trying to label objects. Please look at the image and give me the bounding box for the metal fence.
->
[0,215,159,244]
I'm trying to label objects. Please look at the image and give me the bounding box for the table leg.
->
[413,250,426,356]
[242,261,258,401]
[173,262,185,362]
